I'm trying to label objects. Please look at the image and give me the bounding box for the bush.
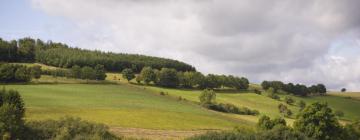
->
[0,89,25,139]
[278,103,292,117]
[254,89,262,95]
[267,92,280,100]
[257,115,286,130]
[24,117,119,140]
[0,64,32,83]
[199,89,216,105]
[284,96,294,105]
[342,120,360,139]
[203,103,259,116]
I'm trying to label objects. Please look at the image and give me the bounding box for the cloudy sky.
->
[1,0,360,91]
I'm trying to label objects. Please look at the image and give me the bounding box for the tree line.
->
[261,80,326,96]
[122,67,250,90]
[0,63,41,83]
[0,37,195,72]
[42,64,107,81]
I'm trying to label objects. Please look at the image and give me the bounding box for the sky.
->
[1,0,360,91]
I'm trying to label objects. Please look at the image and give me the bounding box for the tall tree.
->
[94,64,106,80]
[156,68,178,88]
[71,65,82,79]
[122,68,135,82]
[81,66,96,80]
[18,38,36,62]
[140,67,156,84]
[294,102,342,140]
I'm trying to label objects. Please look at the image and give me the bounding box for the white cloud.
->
[31,0,360,91]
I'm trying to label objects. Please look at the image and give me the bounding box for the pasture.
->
[3,84,253,130]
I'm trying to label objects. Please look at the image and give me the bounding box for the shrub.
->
[204,103,259,116]
[267,92,280,100]
[0,89,25,139]
[257,115,286,130]
[254,89,262,95]
[278,103,292,117]
[284,96,294,105]
[199,89,216,105]
[24,117,119,140]
[342,120,360,139]
[297,100,306,111]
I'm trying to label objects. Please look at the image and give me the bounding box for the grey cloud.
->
[31,0,360,90]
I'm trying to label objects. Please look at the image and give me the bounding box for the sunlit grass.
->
[4,84,252,130]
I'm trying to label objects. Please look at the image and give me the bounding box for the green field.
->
[3,84,253,130]
[2,64,360,138]
[147,86,360,123]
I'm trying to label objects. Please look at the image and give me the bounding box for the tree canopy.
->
[293,102,342,140]
[0,37,196,72]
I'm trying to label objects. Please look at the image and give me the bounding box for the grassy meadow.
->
[147,86,360,124]
[3,84,253,130]
[2,66,360,138]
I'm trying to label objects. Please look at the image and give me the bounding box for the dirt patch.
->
[110,127,216,140]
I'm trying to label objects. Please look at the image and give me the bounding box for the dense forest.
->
[0,37,195,72]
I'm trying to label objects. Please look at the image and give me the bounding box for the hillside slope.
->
[4,84,252,130]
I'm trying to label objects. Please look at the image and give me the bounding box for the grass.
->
[3,63,360,129]
[3,84,254,130]
[329,92,360,100]
[146,86,360,124]
[31,75,116,84]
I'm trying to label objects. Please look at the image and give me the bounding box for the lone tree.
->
[199,89,216,105]
[140,67,156,84]
[341,88,346,92]
[294,102,342,140]
[121,68,135,82]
